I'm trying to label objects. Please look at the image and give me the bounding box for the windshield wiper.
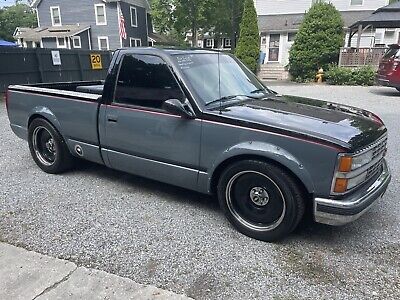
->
[205,94,259,107]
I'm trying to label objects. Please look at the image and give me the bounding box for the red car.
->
[377,44,400,92]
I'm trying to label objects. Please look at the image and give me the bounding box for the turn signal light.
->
[334,178,348,193]
[338,156,352,172]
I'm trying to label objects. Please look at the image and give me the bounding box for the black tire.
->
[217,160,305,242]
[28,118,74,174]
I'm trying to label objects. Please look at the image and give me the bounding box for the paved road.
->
[1,85,399,300]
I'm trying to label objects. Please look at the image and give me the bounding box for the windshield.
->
[173,53,269,105]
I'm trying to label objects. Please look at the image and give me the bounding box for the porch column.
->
[356,24,363,49]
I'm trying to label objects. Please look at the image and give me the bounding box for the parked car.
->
[377,44,400,91]
[6,48,391,241]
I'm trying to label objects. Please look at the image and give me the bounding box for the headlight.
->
[351,151,373,170]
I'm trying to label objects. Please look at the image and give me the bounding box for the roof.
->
[258,10,374,33]
[350,2,400,29]
[13,25,91,41]
[31,0,150,10]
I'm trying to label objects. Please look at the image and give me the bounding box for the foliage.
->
[289,2,344,81]
[389,0,399,4]
[325,65,375,86]
[151,0,174,34]
[0,3,37,42]
[207,0,244,52]
[235,0,259,73]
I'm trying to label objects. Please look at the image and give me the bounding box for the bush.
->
[325,65,375,86]
[289,2,344,81]
[235,0,260,73]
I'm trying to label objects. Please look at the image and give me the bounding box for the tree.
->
[151,0,174,34]
[208,0,244,52]
[173,0,212,46]
[235,0,260,73]
[0,3,37,41]
[288,1,344,81]
[389,0,399,4]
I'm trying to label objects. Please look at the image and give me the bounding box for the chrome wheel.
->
[32,126,56,166]
[226,171,286,232]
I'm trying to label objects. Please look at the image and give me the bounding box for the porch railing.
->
[339,47,387,68]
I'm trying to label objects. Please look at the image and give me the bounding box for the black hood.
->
[209,94,386,151]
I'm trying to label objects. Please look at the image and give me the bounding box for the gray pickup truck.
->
[6,48,391,241]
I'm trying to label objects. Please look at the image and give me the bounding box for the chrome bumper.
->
[314,160,391,226]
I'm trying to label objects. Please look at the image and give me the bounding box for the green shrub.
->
[289,2,344,81]
[325,65,375,86]
[235,0,260,73]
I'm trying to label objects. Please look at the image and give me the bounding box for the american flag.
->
[118,4,127,40]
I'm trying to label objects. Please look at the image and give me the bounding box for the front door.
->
[100,54,201,190]
[268,34,280,62]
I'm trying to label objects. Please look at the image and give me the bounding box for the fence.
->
[0,48,113,92]
[339,47,387,68]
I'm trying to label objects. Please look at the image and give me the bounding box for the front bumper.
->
[314,160,391,226]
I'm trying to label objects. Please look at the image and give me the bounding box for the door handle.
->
[107,115,118,123]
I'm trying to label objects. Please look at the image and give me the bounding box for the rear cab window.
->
[383,46,400,60]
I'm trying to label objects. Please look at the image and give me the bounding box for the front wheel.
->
[28,118,74,174]
[217,160,305,242]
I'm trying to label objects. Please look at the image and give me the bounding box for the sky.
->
[0,0,28,8]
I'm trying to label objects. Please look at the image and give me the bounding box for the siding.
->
[120,2,148,47]
[255,0,390,15]
[36,0,148,50]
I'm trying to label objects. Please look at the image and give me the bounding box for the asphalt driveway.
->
[0,85,399,300]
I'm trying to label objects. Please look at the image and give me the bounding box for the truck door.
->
[99,54,201,191]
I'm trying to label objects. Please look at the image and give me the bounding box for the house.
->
[14,0,152,50]
[255,0,392,80]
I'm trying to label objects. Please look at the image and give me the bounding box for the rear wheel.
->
[28,118,74,174]
[217,160,305,242]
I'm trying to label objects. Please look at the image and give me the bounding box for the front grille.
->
[365,135,388,181]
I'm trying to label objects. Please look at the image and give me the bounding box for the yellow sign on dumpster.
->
[90,54,102,70]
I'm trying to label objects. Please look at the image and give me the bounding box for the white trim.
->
[98,36,110,50]
[130,6,138,27]
[130,38,141,47]
[87,30,92,50]
[50,6,62,26]
[56,37,67,49]
[72,36,81,48]
[36,8,40,27]
[95,3,107,26]
[67,37,71,49]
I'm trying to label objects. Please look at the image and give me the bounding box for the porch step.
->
[258,65,289,81]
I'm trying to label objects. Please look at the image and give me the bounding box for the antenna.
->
[218,51,222,114]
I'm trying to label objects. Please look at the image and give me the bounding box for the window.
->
[224,38,231,48]
[350,0,363,5]
[56,37,66,48]
[98,36,109,50]
[288,32,296,42]
[72,36,81,48]
[205,39,214,48]
[50,6,61,26]
[130,6,138,27]
[114,54,184,110]
[95,4,107,25]
[130,38,141,47]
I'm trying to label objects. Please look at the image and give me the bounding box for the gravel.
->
[0,85,399,300]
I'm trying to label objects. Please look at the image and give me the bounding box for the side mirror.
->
[162,99,194,119]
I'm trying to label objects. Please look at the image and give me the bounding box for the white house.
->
[255,0,392,79]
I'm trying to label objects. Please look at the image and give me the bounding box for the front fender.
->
[207,141,315,194]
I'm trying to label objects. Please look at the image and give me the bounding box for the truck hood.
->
[211,94,386,151]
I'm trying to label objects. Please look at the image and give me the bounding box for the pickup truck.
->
[6,48,391,241]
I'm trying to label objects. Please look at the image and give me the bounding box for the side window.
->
[114,55,184,109]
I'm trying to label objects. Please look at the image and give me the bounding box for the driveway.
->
[0,85,399,300]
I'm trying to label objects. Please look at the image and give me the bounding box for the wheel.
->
[28,118,74,174]
[217,160,305,242]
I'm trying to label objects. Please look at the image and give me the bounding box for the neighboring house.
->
[256,0,391,76]
[14,0,152,50]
